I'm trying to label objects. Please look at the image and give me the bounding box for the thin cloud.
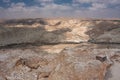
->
[89,3,107,10]
[0,0,120,19]
[2,0,10,3]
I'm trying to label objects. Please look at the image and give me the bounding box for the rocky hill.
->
[0,18,120,80]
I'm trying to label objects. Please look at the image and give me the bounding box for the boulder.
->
[0,43,119,80]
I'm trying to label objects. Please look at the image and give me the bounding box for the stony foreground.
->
[0,18,120,80]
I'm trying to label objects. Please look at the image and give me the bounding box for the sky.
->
[0,0,120,19]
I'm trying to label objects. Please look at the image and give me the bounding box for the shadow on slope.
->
[85,21,120,44]
[0,25,71,48]
[1,18,48,25]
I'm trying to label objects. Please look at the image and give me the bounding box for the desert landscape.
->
[0,18,120,80]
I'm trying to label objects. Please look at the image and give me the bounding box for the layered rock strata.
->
[0,19,120,80]
[0,19,120,46]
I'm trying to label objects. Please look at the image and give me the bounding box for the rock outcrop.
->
[0,18,120,80]
[0,19,120,46]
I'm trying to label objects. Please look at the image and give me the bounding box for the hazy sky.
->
[0,0,120,19]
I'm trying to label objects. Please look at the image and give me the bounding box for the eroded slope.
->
[0,18,120,80]
[0,19,120,46]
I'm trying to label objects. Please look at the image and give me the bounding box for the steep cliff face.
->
[0,18,120,80]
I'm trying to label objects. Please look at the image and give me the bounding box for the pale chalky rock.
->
[0,19,120,46]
